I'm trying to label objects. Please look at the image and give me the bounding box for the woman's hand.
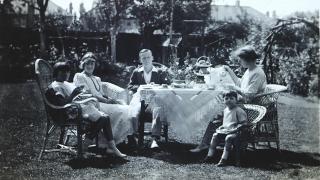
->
[71,87,83,96]
[223,65,232,73]
[223,84,236,90]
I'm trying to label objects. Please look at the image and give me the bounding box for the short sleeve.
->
[242,73,263,94]
[237,107,247,123]
[73,73,90,92]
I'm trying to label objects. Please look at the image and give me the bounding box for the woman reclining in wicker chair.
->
[48,61,126,158]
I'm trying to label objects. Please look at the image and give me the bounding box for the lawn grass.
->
[0,82,319,179]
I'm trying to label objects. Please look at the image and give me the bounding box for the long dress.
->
[73,72,135,145]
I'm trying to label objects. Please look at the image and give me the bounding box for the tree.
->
[79,2,85,17]
[131,0,211,49]
[69,2,73,14]
[35,0,49,58]
[262,14,319,96]
[0,0,15,31]
[96,0,135,63]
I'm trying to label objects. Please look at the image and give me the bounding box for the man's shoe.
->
[127,135,137,149]
[189,144,209,153]
[216,159,228,167]
[150,140,159,149]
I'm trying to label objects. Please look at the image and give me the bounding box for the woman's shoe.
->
[106,140,127,158]
[201,156,214,164]
[216,158,228,167]
[189,144,209,153]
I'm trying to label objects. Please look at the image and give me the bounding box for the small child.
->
[203,91,247,166]
[48,61,126,158]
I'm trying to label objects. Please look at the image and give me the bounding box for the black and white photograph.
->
[0,0,319,179]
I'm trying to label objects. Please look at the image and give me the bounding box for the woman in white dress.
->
[73,52,138,146]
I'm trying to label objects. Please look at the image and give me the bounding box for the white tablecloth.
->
[138,85,226,144]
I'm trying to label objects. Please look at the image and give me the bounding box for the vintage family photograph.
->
[0,0,319,179]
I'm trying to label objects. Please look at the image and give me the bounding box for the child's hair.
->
[53,62,71,78]
[223,90,238,99]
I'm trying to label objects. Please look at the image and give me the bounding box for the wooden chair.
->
[35,59,96,160]
[137,100,169,147]
[251,84,287,150]
[130,62,170,147]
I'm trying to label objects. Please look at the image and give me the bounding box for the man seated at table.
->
[128,49,169,149]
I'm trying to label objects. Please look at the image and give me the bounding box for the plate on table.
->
[141,85,153,89]
[171,83,186,88]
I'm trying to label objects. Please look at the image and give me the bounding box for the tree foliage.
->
[262,13,319,96]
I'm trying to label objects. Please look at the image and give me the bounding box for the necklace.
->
[84,72,100,92]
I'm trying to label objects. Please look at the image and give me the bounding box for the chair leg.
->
[276,141,280,152]
[59,127,66,145]
[38,121,51,160]
[251,142,256,150]
[138,118,145,147]
[164,124,168,143]
[77,120,83,159]
[95,135,99,148]
[138,100,146,147]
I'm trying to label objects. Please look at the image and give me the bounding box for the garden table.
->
[136,84,227,144]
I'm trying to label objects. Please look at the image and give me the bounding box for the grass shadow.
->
[65,155,129,169]
[126,140,320,171]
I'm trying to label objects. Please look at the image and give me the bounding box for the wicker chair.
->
[209,104,266,163]
[251,84,287,150]
[236,104,267,162]
[35,59,97,160]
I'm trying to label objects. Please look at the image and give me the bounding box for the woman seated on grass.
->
[48,61,126,158]
[190,45,267,153]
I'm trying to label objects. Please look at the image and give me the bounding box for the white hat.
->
[79,52,96,69]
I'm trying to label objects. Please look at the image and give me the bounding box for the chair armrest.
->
[44,96,73,110]
[101,82,129,104]
[212,120,222,125]
[73,97,98,104]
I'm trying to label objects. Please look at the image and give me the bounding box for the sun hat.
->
[79,52,96,69]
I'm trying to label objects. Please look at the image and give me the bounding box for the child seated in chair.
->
[203,91,247,166]
[48,61,126,158]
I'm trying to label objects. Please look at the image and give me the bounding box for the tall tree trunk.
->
[37,0,49,58]
[110,27,117,63]
[39,10,46,58]
[142,26,154,49]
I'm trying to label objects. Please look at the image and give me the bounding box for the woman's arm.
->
[224,65,241,86]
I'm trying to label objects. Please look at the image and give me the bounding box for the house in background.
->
[210,0,274,24]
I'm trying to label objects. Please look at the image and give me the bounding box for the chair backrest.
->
[243,104,267,125]
[34,59,61,110]
[101,82,129,104]
[252,84,287,106]
[35,59,53,95]
[136,62,168,71]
